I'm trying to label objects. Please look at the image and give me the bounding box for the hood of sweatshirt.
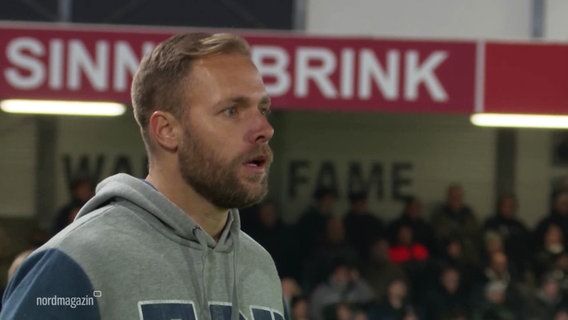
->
[75,173,240,252]
[75,173,245,320]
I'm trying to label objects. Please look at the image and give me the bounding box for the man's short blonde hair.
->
[130,32,251,143]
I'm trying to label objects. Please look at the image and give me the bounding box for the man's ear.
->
[148,111,181,151]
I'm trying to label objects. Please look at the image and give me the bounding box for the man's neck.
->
[146,172,229,240]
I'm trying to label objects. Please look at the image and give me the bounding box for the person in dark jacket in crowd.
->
[483,193,532,274]
[343,191,385,259]
[359,238,408,302]
[533,223,567,279]
[535,191,568,252]
[434,236,479,293]
[296,187,338,261]
[472,281,517,320]
[243,200,301,280]
[420,265,471,320]
[431,184,481,265]
[368,277,423,320]
[527,273,568,320]
[303,216,359,293]
[472,252,527,320]
[387,196,435,254]
[309,260,374,320]
[52,178,95,235]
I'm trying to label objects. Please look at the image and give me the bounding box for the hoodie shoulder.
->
[239,231,268,252]
[1,248,100,319]
[238,231,277,266]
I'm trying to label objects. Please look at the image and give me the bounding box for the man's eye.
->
[261,108,272,117]
[223,107,237,117]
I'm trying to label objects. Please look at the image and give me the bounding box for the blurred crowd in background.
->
[239,184,568,320]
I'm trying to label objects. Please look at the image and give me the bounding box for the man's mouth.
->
[244,155,268,168]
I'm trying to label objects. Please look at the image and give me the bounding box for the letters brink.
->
[36,294,95,309]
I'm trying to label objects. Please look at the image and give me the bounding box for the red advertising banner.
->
[0,22,476,113]
[0,24,172,103]
[1,22,567,115]
[246,35,476,113]
[483,43,568,115]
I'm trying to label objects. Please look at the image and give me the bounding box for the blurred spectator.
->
[290,295,310,320]
[478,231,506,272]
[401,312,420,320]
[7,249,34,282]
[420,265,471,320]
[435,236,479,293]
[527,273,568,320]
[295,187,338,261]
[343,191,385,260]
[431,184,480,265]
[303,216,359,292]
[534,191,568,249]
[243,201,301,280]
[550,253,568,292]
[282,277,303,314]
[388,225,429,265]
[472,252,527,319]
[360,238,408,301]
[483,194,532,273]
[556,309,568,320]
[309,260,374,320]
[472,281,517,320]
[29,228,49,248]
[476,252,515,287]
[368,278,423,320]
[387,196,436,253]
[533,223,566,279]
[52,178,95,235]
[387,224,432,296]
[2,248,36,311]
[442,310,469,320]
[323,302,368,320]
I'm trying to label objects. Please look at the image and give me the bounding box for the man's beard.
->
[178,129,272,209]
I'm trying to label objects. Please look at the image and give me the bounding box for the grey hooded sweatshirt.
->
[1,173,285,320]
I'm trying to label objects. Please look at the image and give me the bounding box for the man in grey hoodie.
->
[1,32,284,320]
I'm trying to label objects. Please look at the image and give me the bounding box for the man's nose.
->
[247,112,274,144]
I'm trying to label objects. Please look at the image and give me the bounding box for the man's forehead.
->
[184,54,268,104]
[189,54,260,84]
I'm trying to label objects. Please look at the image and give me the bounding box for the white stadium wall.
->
[545,0,568,40]
[54,114,147,207]
[306,0,532,39]
[0,112,146,225]
[0,115,37,217]
[269,111,496,223]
